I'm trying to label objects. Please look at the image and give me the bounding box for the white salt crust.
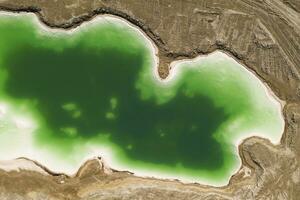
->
[0,11,284,187]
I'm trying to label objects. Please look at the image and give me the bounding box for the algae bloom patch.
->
[0,12,284,186]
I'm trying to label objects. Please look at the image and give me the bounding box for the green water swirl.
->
[0,13,283,186]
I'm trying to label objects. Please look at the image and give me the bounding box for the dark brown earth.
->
[0,0,299,199]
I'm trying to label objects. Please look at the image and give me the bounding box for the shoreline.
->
[0,11,285,187]
[0,157,48,175]
[160,51,285,186]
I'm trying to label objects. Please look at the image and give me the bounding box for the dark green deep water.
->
[5,45,226,169]
[0,14,283,185]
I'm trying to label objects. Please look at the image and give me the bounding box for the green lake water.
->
[0,13,284,186]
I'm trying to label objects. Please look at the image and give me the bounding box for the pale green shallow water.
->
[0,13,284,186]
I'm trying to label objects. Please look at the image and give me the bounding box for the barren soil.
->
[0,0,299,199]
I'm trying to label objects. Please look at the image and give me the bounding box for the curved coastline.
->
[0,11,285,187]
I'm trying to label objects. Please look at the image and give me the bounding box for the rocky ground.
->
[0,0,299,199]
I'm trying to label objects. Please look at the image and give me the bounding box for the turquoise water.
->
[0,13,284,186]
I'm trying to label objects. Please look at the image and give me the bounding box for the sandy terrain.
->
[0,0,299,199]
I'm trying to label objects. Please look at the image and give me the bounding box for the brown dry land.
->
[0,0,299,199]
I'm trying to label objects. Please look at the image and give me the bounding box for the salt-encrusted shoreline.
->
[0,11,285,187]
[0,158,47,174]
